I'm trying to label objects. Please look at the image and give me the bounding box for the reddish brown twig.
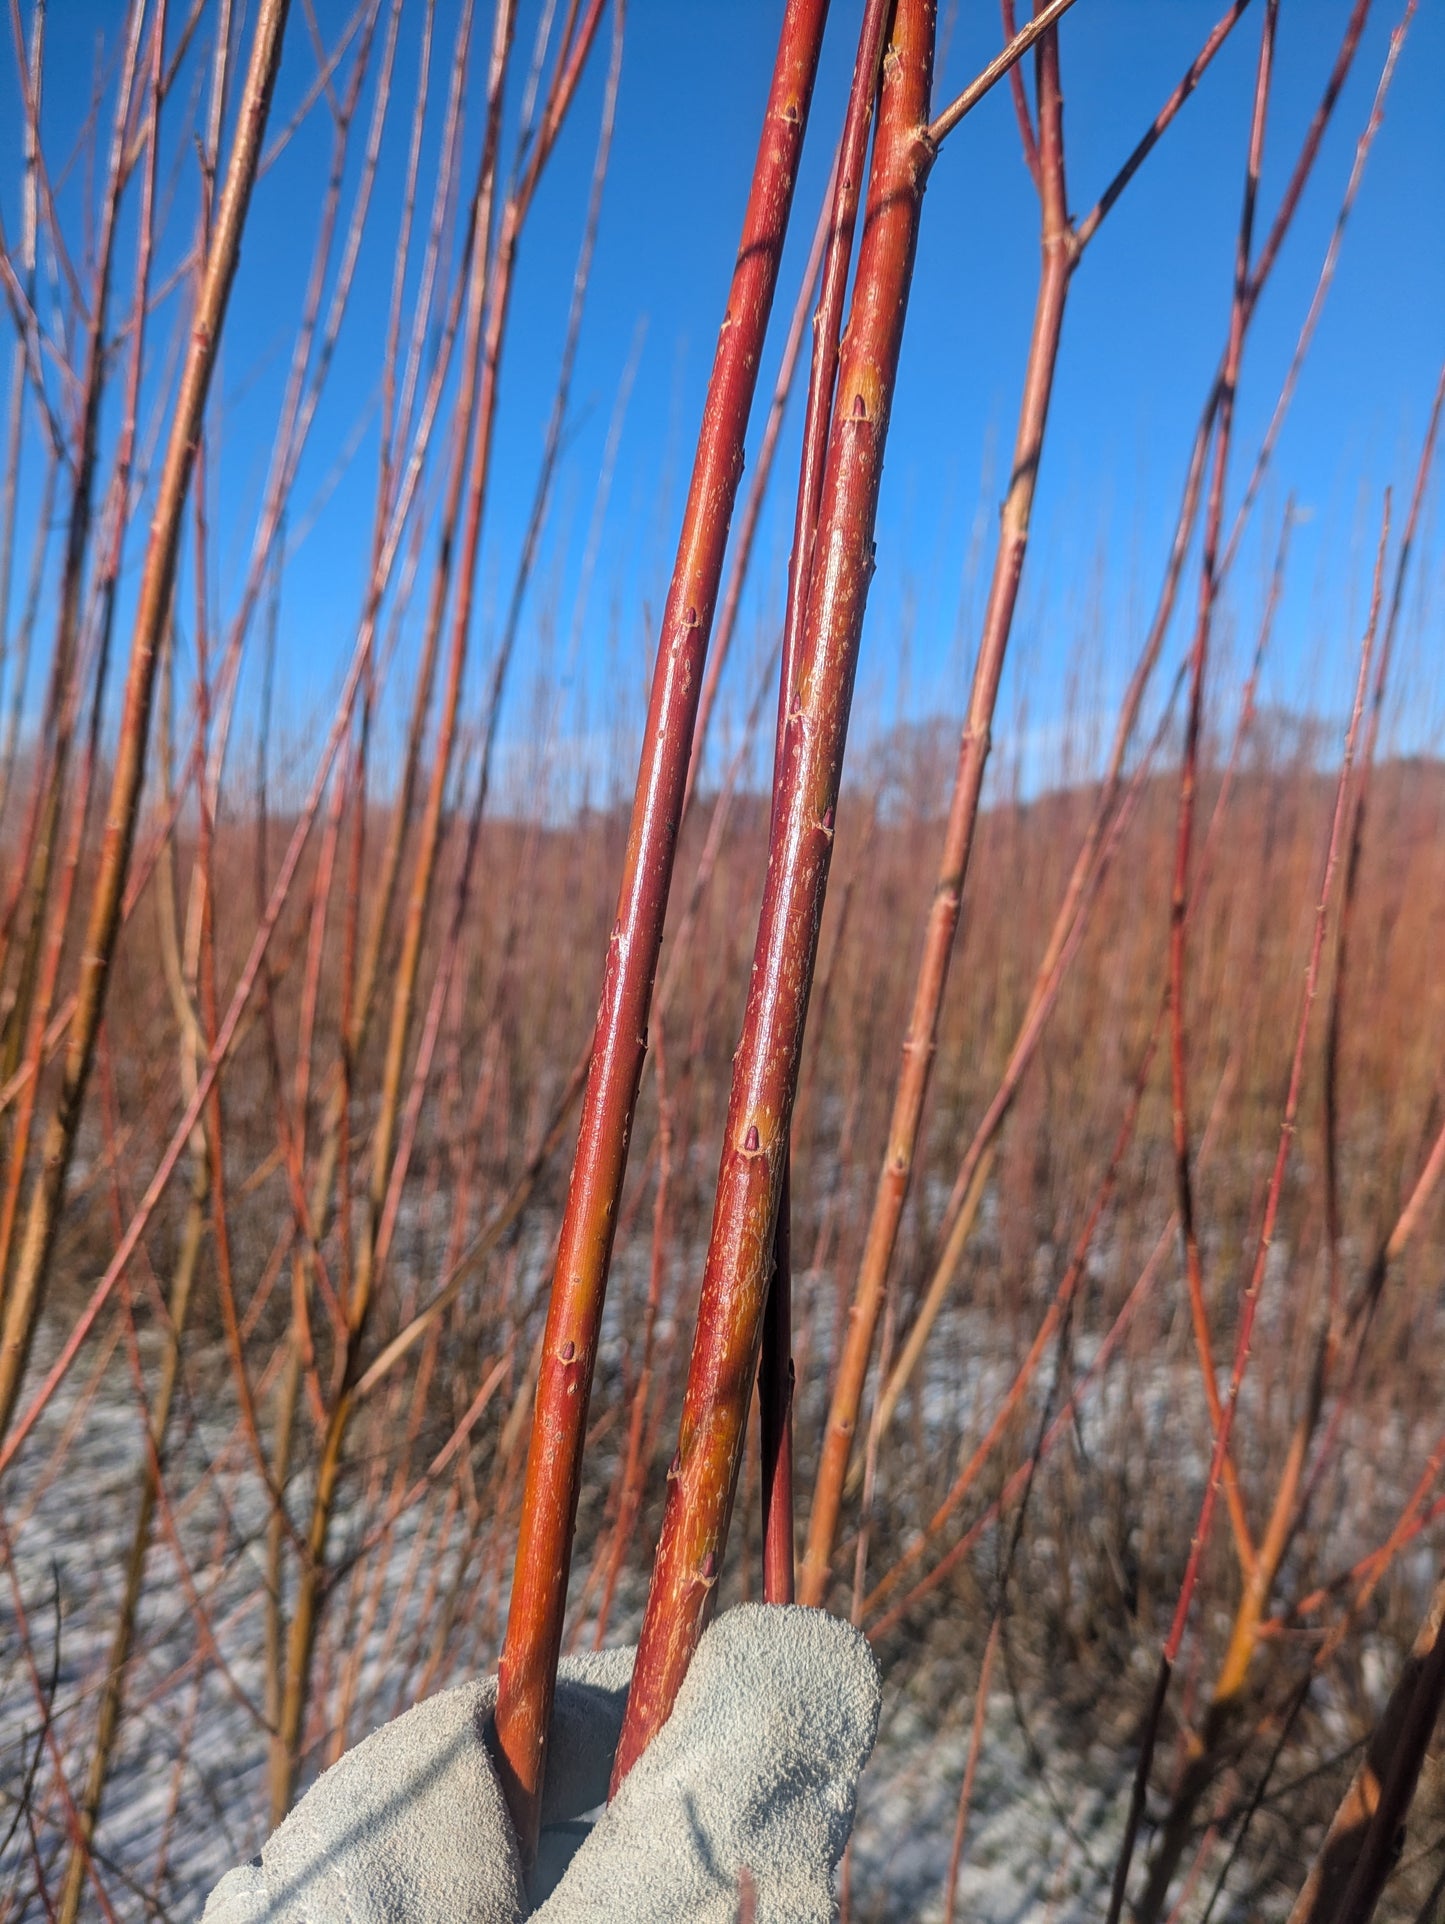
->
[942,1616,1000,1924]
[929,0,1077,147]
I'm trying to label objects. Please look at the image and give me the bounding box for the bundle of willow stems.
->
[2,2,1443,1921]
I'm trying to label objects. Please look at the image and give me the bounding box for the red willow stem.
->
[682,174,831,824]
[1131,523,1356,1924]
[1305,492,1417,1289]
[494,0,832,1864]
[1283,350,1443,1539]
[1244,0,1371,316]
[1291,1418,1445,1642]
[757,0,893,1616]
[998,0,1041,191]
[610,0,938,1793]
[778,0,894,729]
[1221,0,1400,582]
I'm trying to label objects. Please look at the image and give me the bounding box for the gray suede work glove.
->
[202,1603,881,1924]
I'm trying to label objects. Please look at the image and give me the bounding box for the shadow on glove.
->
[203,1603,881,1924]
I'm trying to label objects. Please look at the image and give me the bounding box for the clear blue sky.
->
[4,0,1443,805]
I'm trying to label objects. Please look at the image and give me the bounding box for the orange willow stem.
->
[0,0,291,1447]
[610,0,938,1793]
[802,1,1069,1608]
[494,0,832,1863]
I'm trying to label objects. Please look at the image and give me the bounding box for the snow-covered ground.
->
[3,1255,1440,1924]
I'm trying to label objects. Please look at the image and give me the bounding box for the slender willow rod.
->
[758,0,893,1611]
[801,3,1070,1608]
[928,0,1079,145]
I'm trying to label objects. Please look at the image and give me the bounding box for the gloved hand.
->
[203,1603,881,1924]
